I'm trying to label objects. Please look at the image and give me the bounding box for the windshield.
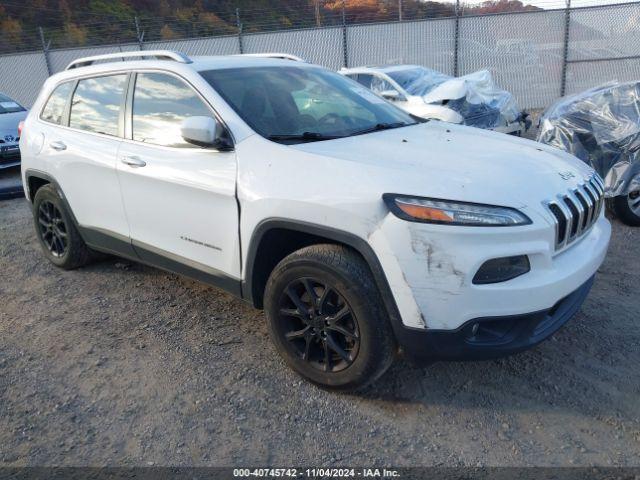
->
[386,67,452,97]
[0,94,25,115]
[200,66,417,143]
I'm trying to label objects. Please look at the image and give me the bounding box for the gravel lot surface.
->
[1,195,639,467]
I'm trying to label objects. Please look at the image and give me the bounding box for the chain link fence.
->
[1,2,639,112]
[348,18,456,75]
[566,2,640,94]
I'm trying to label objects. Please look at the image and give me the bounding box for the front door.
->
[116,71,240,282]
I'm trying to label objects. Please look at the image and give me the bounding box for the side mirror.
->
[181,116,229,149]
[380,90,401,101]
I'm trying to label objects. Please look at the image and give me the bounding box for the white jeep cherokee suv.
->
[21,51,611,390]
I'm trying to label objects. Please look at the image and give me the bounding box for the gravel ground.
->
[1,195,639,467]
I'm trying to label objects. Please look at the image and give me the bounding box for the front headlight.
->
[383,194,532,226]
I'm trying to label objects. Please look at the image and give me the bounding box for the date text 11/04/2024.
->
[232,468,401,477]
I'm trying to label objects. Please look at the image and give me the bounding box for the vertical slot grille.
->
[545,174,604,251]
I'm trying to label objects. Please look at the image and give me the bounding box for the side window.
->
[369,75,399,96]
[350,74,400,100]
[69,74,127,136]
[41,82,73,125]
[132,72,212,148]
[354,74,374,89]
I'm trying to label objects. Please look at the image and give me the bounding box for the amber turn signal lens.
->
[396,202,454,222]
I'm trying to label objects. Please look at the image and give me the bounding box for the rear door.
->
[116,71,240,281]
[38,73,132,248]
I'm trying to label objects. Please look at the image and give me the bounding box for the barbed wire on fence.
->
[3,0,635,55]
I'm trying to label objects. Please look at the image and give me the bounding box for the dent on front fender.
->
[367,213,467,330]
[368,213,434,329]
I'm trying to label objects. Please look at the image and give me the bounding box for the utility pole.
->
[398,0,403,22]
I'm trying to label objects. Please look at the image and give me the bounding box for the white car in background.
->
[0,93,27,169]
[340,65,529,135]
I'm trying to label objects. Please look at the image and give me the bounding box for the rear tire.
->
[612,191,640,226]
[32,184,94,269]
[264,244,396,391]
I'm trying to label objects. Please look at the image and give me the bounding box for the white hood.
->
[292,121,593,213]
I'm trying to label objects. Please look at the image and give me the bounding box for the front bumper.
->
[368,206,609,361]
[0,145,21,169]
[491,121,524,135]
[396,275,594,362]
[371,210,609,331]
[489,112,531,135]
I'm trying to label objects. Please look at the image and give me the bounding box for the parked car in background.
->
[0,93,27,169]
[340,65,530,134]
[22,51,609,390]
[538,81,640,226]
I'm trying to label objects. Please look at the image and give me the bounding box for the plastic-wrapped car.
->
[340,65,530,134]
[537,81,640,226]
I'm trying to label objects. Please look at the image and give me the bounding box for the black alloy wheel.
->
[37,200,68,257]
[276,278,360,373]
[32,184,96,269]
[264,244,397,390]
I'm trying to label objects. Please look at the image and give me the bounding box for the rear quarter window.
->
[40,82,73,125]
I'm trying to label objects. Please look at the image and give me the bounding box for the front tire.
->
[32,184,94,269]
[264,244,396,391]
[612,190,640,226]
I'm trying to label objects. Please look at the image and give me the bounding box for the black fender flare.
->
[242,218,410,343]
[24,169,87,239]
[24,169,55,202]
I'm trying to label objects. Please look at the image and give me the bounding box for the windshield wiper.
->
[267,123,415,143]
[349,122,414,137]
[267,132,343,143]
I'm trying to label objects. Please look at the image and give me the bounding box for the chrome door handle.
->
[50,141,66,151]
[120,155,146,168]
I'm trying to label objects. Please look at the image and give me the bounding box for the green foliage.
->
[87,0,136,20]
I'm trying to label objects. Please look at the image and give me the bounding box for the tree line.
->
[0,0,540,52]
